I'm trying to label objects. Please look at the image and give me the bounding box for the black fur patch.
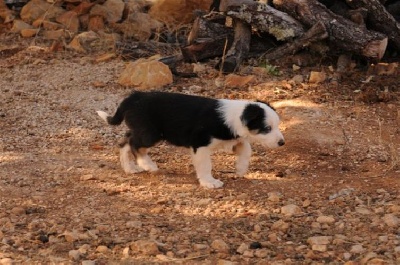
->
[241,104,267,133]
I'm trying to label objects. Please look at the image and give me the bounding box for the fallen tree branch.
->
[263,21,328,60]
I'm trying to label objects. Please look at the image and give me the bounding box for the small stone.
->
[68,250,81,261]
[11,207,25,215]
[225,74,256,88]
[281,204,302,216]
[343,252,352,260]
[217,260,236,265]
[96,245,109,253]
[307,236,332,245]
[130,240,160,255]
[126,221,142,229]
[302,199,311,208]
[350,244,365,254]
[254,248,269,258]
[383,214,399,227]
[0,258,14,265]
[211,239,230,253]
[236,243,248,254]
[355,207,371,215]
[267,191,282,202]
[81,261,96,265]
[63,231,79,242]
[316,215,335,224]
[122,247,130,257]
[195,198,212,206]
[271,220,290,232]
[309,71,326,83]
[242,250,254,258]
[80,174,96,181]
[378,235,388,242]
[312,244,327,252]
[193,244,208,251]
[291,74,304,84]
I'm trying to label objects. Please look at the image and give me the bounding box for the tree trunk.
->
[264,21,328,60]
[345,0,400,50]
[273,0,388,61]
[224,0,305,41]
[216,18,251,73]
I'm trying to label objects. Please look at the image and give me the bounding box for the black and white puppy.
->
[97,91,285,188]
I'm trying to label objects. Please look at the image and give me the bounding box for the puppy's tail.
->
[96,107,125,126]
[97,92,140,126]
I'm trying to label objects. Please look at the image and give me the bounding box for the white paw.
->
[123,162,145,174]
[137,158,159,172]
[199,177,224,189]
[235,167,247,177]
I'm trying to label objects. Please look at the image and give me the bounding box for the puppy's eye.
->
[260,125,272,134]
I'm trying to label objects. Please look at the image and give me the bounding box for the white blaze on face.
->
[218,99,284,148]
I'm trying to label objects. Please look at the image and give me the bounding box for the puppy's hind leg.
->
[120,144,144,174]
[136,148,158,172]
[234,141,252,177]
[191,147,224,189]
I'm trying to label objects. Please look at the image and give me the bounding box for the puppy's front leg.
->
[191,147,224,188]
[120,144,144,173]
[136,148,158,172]
[234,141,251,177]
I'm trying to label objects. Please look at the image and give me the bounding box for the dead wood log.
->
[216,18,251,73]
[345,0,400,50]
[273,0,388,61]
[115,41,180,60]
[264,21,328,60]
[182,16,234,62]
[224,1,305,41]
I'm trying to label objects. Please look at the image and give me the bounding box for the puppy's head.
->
[241,102,285,148]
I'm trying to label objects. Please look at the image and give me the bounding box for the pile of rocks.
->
[2,0,212,52]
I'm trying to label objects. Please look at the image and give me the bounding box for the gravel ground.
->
[1,38,400,265]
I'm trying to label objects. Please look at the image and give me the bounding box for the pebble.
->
[355,207,371,215]
[312,244,327,252]
[281,204,302,216]
[11,207,25,215]
[254,249,269,258]
[343,252,352,260]
[193,244,208,251]
[267,191,283,202]
[126,221,142,229]
[96,245,109,253]
[316,215,335,224]
[81,261,96,265]
[307,236,332,245]
[271,220,290,232]
[383,214,399,227]
[130,240,160,255]
[0,258,14,265]
[236,243,248,254]
[350,244,365,254]
[68,250,81,261]
[211,239,230,253]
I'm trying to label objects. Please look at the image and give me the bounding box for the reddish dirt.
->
[0,35,399,264]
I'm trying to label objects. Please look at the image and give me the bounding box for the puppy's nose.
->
[278,139,285,146]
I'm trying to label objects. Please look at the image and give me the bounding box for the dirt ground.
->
[1,34,400,265]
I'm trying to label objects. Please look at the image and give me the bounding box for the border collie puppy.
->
[97,91,285,188]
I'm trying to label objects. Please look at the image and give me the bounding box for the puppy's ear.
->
[256,100,275,111]
[241,104,265,132]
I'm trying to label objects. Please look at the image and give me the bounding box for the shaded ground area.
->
[0,36,400,264]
